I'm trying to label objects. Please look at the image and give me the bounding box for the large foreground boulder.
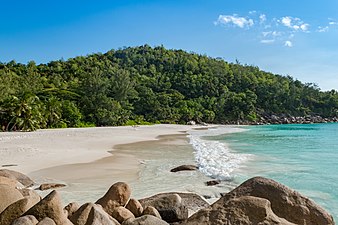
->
[24,190,72,225]
[0,169,34,187]
[182,177,335,225]
[0,198,31,225]
[0,184,23,213]
[218,176,335,225]
[96,182,131,214]
[139,193,188,223]
[183,196,296,225]
[140,192,209,218]
[86,204,120,225]
[70,202,120,225]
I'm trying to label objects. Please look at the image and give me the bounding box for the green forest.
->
[1,45,338,131]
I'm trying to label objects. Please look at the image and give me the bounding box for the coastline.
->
[0,124,230,204]
[0,124,198,174]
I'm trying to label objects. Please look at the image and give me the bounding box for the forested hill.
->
[1,45,338,131]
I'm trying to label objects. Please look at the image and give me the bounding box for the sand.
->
[0,124,241,204]
[0,124,200,174]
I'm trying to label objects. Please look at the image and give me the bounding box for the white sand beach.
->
[0,124,199,174]
[0,124,225,203]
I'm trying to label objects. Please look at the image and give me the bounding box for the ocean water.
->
[190,123,338,221]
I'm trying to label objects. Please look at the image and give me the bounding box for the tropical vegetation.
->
[1,45,337,131]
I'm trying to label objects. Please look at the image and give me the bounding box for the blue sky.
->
[1,0,338,90]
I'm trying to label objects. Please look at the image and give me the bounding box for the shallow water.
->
[191,123,338,221]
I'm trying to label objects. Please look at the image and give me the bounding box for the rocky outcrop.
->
[0,169,34,187]
[0,170,334,225]
[96,182,131,215]
[170,165,198,172]
[182,196,296,225]
[181,176,335,225]
[39,183,66,191]
[139,193,188,223]
[218,176,335,225]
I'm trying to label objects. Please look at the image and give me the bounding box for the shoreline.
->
[0,124,232,204]
[0,124,202,174]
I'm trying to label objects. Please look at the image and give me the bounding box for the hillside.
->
[1,45,338,131]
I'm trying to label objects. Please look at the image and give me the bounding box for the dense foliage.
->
[1,45,338,131]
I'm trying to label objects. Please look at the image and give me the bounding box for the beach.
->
[0,124,231,204]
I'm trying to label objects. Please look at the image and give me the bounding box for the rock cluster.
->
[179,177,335,225]
[0,169,335,225]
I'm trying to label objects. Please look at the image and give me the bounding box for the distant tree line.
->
[1,45,337,131]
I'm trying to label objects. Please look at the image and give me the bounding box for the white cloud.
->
[262,31,281,38]
[280,16,309,32]
[329,21,338,25]
[261,39,275,44]
[284,41,293,47]
[281,17,292,27]
[216,14,254,28]
[300,24,309,31]
[317,26,329,32]
[259,14,266,24]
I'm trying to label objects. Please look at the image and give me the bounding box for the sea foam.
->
[188,126,251,180]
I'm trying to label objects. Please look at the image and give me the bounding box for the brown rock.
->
[24,190,72,225]
[111,206,135,223]
[0,184,24,213]
[12,215,39,225]
[183,196,296,225]
[126,199,143,217]
[139,193,188,223]
[0,198,31,225]
[142,206,161,219]
[183,177,335,225]
[140,192,209,217]
[38,183,66,191]
[0,169,34,187]
[18,188,41,208]
[219,176,335,225]
[37,217,56,225]
[170,165,198,172]
[86,204,121,225]
[122,215,169,225]
[96,182,131,214]
[0,176,22,188]
[70,202,95,225]
[64,202,80,219]
[205,180,220,186]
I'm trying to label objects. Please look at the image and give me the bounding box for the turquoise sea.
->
[196,123,338,221]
